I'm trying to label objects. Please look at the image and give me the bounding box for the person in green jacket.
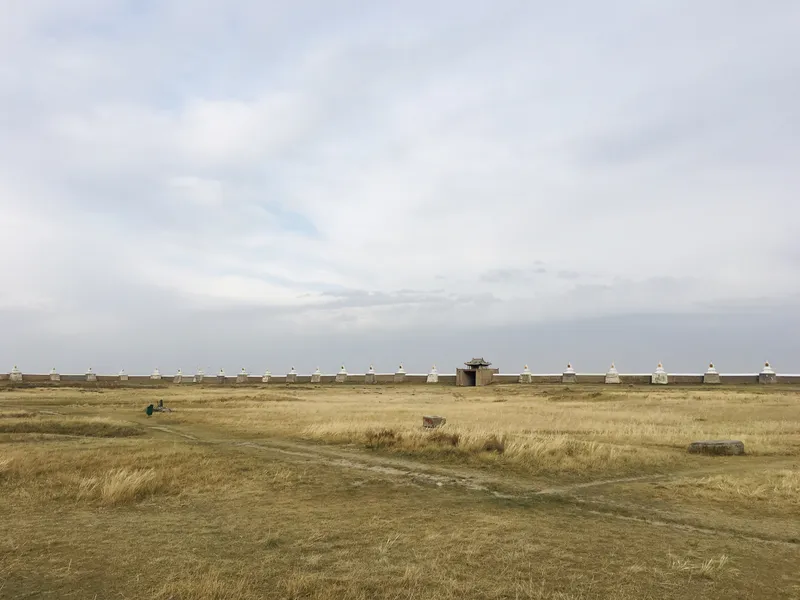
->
[145,404,154,416]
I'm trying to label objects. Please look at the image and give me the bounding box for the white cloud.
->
[1,0,799,371]
[167,176,225,208]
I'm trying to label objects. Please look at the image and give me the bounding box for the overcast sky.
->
[2,1,799,375]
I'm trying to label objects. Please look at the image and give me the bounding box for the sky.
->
[1,0,799,375]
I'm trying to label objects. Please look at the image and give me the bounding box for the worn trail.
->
[146,422,800,547]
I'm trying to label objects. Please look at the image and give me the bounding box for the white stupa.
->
[262,369,272,383]
[86,367,97,382]
[562,363,577,383]
[519,364,532,384]
[759,361,777,384]
[564,363,576,375]
[193,368,204,383]
[119,369,128,381]
[10,365,22,382]
[426,364,439,384]
[368,364,375,374]
[310,367,321,383]
[394,363,406,382]
[396,363,406,374]
[336,365,348,383]
[287,366,298,383]
[174,369,183,384]
[704,362,720,384]
[237,368,248,383]
[366,364,377,384]
[651,362,668,385]
[605,362,620,384]
[151,368,162,380]
[50,367,60,382]
[289,366,297,375]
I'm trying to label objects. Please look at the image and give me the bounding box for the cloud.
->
[480,268,548,283]
[1,0,799,372]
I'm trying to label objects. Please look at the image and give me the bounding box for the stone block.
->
[422,415,446,428]
[687,440,745,456]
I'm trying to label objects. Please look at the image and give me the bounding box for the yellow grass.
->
[0,414,143,437]
[667,553,732,579]
[663,469,800,504]
[301,422,681,477]
[77,468,165,506]
[1,383,800,598]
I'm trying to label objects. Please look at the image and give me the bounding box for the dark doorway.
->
[463,371,477,386]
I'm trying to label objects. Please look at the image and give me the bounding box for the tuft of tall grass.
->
[365,428,401,449]
[663,469,800,504]
[0,415,143,438]
[77,468,169,506]
[153,569,256,600]
[302,423,673,475]
[668,553,730,579]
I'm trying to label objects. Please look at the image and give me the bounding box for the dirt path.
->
[142,420,800,547]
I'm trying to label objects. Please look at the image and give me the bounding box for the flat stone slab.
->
[687,440,745,456]
[422,415,446,429]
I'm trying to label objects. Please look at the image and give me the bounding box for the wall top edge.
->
[7,372,800,378]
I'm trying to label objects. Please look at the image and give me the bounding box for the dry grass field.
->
[1,382,799,599]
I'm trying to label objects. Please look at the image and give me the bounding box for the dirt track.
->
[143,419,800,547]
